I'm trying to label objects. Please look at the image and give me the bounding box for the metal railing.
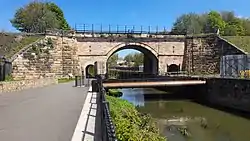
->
[220,54,250,79]
[96,75,117,141]
[74,24,176,35]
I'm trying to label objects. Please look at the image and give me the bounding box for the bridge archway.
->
[85,64,95,78]
[106,43,159,78]
[167,64,180,72]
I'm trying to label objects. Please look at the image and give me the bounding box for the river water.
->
[119,88,250,141]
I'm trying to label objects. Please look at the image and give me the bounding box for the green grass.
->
[58,78,74,83]
[107,89,123,97]
[222,36,250,53]
[106,95,166,141]
[0,33,43,59]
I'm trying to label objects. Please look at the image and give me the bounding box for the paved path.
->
[0,82,88,141]
[71,87,101,141]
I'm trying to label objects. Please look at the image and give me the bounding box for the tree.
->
[10,1,69,33]
[242,19,250,35]
[171,13,206,34]
[204,11,226,34]
[124,54,134,67]
[133,53,144,67]
[107,53,118,67]
[220,11,245,36]
[46,2,70,30]
[124,53,144,67]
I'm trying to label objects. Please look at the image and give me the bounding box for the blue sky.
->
[1,0,250,57]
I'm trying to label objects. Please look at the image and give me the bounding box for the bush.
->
[107,89,123,97]
[106,95,166,141]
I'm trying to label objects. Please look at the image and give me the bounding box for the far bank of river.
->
[119,88,250,141]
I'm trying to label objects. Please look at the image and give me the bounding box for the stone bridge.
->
[76,35,185,75]
[10,32,246,80]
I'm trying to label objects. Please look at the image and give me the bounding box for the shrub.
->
[107,89,123,97]
[106,95,166,141]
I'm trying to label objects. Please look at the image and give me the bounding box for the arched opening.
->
[168,64,180,72]
[85,64,95,78]
[106,45,158,79]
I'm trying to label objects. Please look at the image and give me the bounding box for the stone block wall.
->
[11,36,80,80]
[0,78,58,93]
[183,34,246,74]
[204,78,250,112]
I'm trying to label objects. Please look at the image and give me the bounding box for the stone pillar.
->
[95,61,107,75]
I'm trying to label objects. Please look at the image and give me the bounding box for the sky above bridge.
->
[1,0,250,57]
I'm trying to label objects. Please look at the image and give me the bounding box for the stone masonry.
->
[183,35,246,74]
[11,36,80,80]
[10,33,246,80]
[0,78,58,93]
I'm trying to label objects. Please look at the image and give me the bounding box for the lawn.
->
[222,36,250,53]
[0,32,42,59]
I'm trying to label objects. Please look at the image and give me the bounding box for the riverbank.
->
[120,88,250,141]
[106,95,166,141]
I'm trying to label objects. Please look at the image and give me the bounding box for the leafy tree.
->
[221,11,236,23]
[10,1,69,33]
[242,19,250,35]
[124,54,133,67]
[221,11,245,36]
[205,11,226,34]
[124,52,144,67]
[171,13,205,34]
[107,53,119,67]
[46,2,70,30]
[133,53,144,67]
[171,10,250,36]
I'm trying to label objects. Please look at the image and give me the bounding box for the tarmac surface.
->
[0,82,88,141]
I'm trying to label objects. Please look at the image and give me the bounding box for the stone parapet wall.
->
[11,36,80,80]
[0,78,58,93]
[183,35,246,74]
[204,78,250,112]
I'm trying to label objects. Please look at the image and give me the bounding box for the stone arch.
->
[168,64,180,72]
[106,42,159,75]
[85,64,95,78]
[106,42,158,59]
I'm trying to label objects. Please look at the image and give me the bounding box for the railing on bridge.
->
[74,24,181,35]
[95,75,117,141]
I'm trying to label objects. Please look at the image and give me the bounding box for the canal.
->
[119,88,250,141]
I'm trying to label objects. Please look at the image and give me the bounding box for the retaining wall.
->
[0,78,58,93]
[204,78,250,112]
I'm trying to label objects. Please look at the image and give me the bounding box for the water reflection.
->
[119,88,250,141]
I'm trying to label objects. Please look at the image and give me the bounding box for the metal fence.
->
[74,24,174,35]
[220,54,250,78]
[95,75,117,141]
[0,58,12,81]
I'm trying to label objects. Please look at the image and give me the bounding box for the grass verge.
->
[58,78,74,83]
[222,36,250,53]
[106,95,166,141]
[0,33,42,59]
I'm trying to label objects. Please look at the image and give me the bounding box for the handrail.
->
[96,75,117,141]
